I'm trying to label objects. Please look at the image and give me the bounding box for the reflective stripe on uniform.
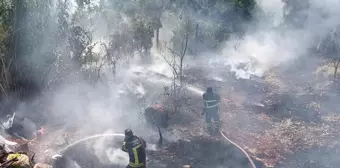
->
[122,141,127,151]
[214,121,221,128]
[129,162,144,167]
[129,144,143,167]
[204,100,220,108]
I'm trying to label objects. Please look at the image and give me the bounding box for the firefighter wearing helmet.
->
[121,129,147,168]
[202,87,221,135]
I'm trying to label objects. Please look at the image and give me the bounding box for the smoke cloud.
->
[220,0,340,79]
[4,0,340,167]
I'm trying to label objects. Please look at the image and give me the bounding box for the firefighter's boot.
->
[214,121,221,136]
[207,123,214,135]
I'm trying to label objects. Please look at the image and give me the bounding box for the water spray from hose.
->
[55,132,160,156]
[50,73,257,167]
[57,133,125,154]
[151,74,257,167]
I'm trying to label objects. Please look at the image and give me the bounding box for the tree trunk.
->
[156,28,160,49]
[334,66,338,78]
[179,34,189,84]
[112,60,116,77]
[8,0,26,93]
[334,60,340,78]
[179,57,183,84]
[195,23,199,56]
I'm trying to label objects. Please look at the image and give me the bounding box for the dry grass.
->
[218,92,340,167]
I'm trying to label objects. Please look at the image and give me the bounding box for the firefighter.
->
[121,129,147,168]
[202,87,221,135]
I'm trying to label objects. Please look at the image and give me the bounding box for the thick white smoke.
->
[8,0,340,167]
[221,0,340,79]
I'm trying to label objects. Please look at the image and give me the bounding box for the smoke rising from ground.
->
[221,0,340,79]
[3,0,340,167]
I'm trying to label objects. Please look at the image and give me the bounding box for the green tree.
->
[318,28,340,78]
[132,16,154,59]
[69,26,92,67]
[0,0,56,97]
[0,0,13,97]
[282,0,310,28]
[102,31,135,77]
[233,0,256,19]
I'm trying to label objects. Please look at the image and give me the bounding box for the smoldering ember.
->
[1,0,340,168]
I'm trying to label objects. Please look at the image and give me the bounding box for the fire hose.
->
[220,131,257,168]
[52,131,257,168]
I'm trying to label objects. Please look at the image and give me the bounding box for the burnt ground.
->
[55,135,260,168]
[276,146,340,168]
[28,118,263,168]
[183,64,340,167]
[26,91,264,168]
[19,62,340,168]
[148,137,259,168]
[59,136,126,168]
[24,83,340,168]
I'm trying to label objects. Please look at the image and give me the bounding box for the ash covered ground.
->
[29,119,259,168]
[182,59,340,167]
[52,134,258,168]
[9,59,340,168]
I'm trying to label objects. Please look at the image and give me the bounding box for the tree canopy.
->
[0,0,338,100]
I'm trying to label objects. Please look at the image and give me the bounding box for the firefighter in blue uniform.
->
[121,129,147,168]
[202,87,221,135]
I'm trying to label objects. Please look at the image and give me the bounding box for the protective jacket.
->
[203,92,221,111]
[202,91,221,134]
[121,136,147,167]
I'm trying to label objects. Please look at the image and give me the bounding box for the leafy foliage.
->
[282,0,310,27]
[0,0,281,100]
[233,0,256,19]
[318,28,340,78]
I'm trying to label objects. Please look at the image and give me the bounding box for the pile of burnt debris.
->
[0,112,47,168]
